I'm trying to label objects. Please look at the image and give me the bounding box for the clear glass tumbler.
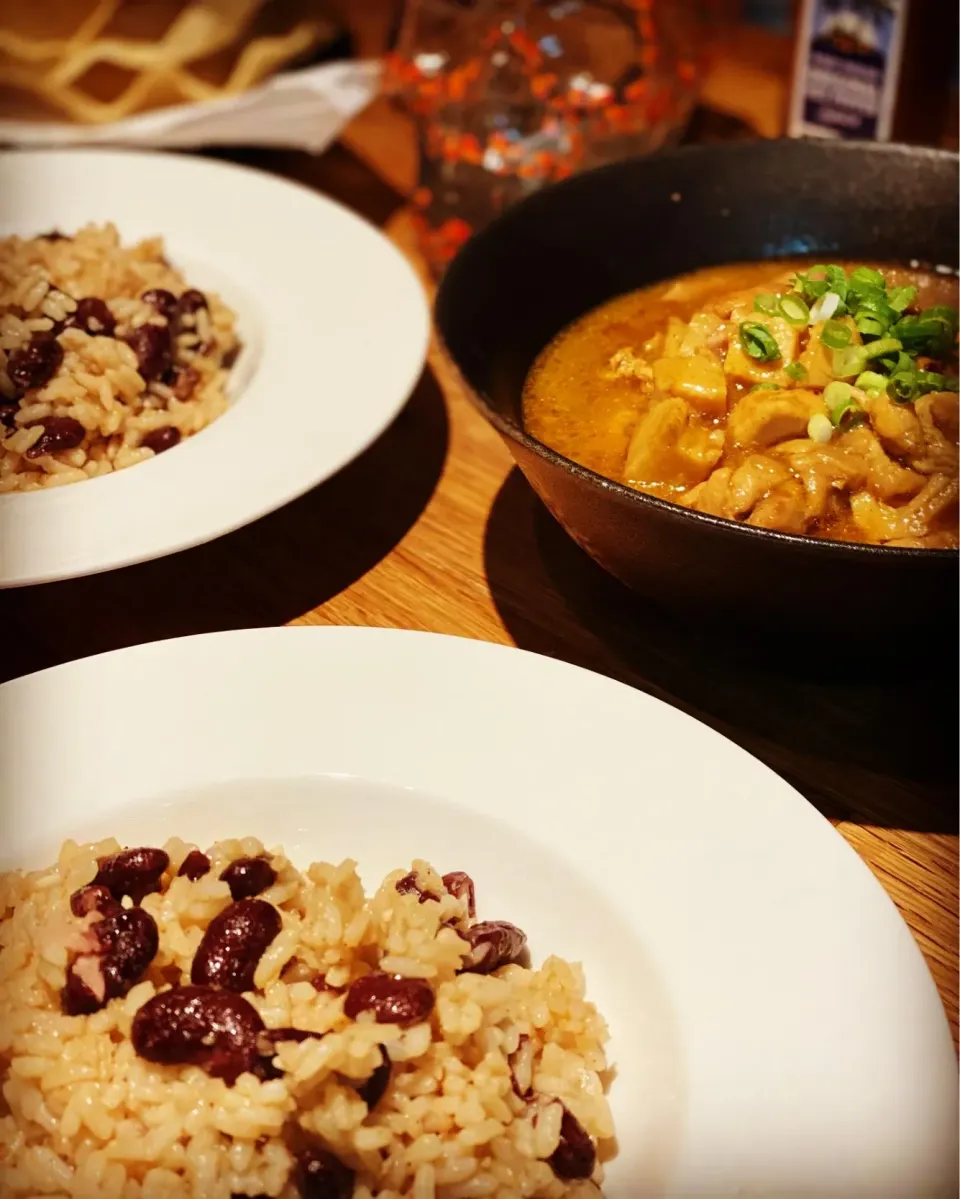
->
[385,0,721,274]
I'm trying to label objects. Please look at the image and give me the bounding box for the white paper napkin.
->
[0,60,382,154]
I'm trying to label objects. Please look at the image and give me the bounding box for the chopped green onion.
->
[739,321,781,362]
[923,304,960,332]
[794,266,829,301]
[887,286,917,313]
[807,413,833,444]
[778,293,810,325]
[753,293,780,316]
[855,370,889,393]
[890,306,959,356]
[887,371,918,403]
[831,336,903,378]
[747,382,781,392]
[824,380,852,407]
[855,313,887,340]
[916,370,960,394]
[809,291,841,323]
[821,319,852,350]
[825,265,848,293]
[825,381,865,428]
[784,361,807,382]
[847,266,885,294]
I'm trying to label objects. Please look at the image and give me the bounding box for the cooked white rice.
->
[0,224,238,492]
[0,837,615,1197]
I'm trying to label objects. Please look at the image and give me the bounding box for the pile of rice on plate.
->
[0,837,615,1198]
[0,224,239,493]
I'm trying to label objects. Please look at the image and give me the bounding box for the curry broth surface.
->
[522,260,959,546]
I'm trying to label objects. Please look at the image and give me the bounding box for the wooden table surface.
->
[2,23,957,1047]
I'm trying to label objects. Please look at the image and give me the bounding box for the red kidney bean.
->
[442,871,476,918]
[221,342,242,369]
[40,229,69,241]
[25,415,85,459]
[168,364,200,401]
[66,297,116,337]
[140,289,178,320]
[395,872,435,903]
[344,972,434,1026]
[220,856,276,901]
[191,898,281,992]
[7,336,63,392]
[177,289,208,317]
[132,985,264,1084]
[459,920,527,975]
[141,425,180,455]
[69,884,119,917]
[125,323,172,381]
[177,850,211,881]
[547,1105,596,1181]
[0,402,17,430]
[355,1050,391,1110]
[293,1144,354,1199]
[61,906,159,1016]
[94,847,169,904]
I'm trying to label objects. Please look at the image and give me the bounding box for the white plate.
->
[0,627,955,1198]
[0,149,429,587]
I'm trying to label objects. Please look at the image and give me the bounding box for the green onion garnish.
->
[831,336,903,379]
[748,382,781,393]
[784,361,807,382]
[916,370,960,394]
[887,371,918,403]
[739,321,781,362]
[856,313,887,340]
[887,286,917,313]
[753,293,780,316]
[809,291,841,323]
[793,266,829,301]
[824,381,865,428]
[855,370,888,393]
[778,293,810,325]
[821,320,852,350]
[847,266,885,294]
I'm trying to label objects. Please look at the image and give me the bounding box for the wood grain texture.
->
[2,16,955,1048]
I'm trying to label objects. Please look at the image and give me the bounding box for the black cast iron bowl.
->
[434,139,959,636]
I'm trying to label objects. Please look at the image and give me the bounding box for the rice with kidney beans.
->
[0,837,614,1198]
[0,224,240,493]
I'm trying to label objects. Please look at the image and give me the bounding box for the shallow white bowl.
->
[0,627,955,1197]
[0,149,430,586]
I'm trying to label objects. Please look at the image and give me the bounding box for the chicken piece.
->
[797,318,861,388]
[678,312,726,357]
[773,439,867,521]
[746,478,808,534]
[927,390,959,442]
[850,474,958,542]
[623,396,724,489]
[680,467,733,517]
[725,454,792,518]
[652,354,728,418]
[727,388,826,449]
[864,389,924,457]
[840,426,925,500]
[608,347,652,381]
[662,317,689,356]
[911,392,960,474]
[723,316,800,388]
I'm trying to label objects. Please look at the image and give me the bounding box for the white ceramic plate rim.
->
[0,149,430,587]
[0,627,955,1198]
